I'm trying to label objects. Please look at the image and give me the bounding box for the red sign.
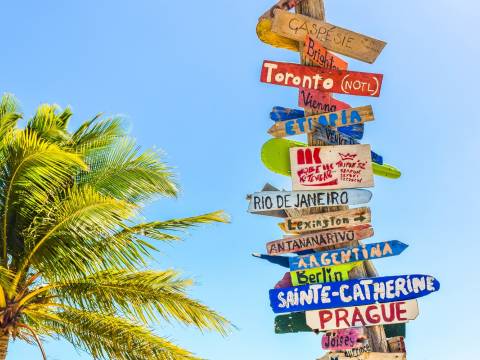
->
[261,60,383,97]
[299,90,350,112]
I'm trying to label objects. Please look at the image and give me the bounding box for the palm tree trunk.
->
[0,333,9,360]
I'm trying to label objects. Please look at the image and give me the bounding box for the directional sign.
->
[299,90,351,114]
[271,10,386,63]
[274,313,406,335]
[261,60,383,97]
[268,106,374,138]
[313,127,383,165]
[304,35,348,70]
[269,275,440,314]
[318,352,406,360]
[281,207,371,234]
[270,106,306,122]
[322,328,363,351]
[290,145,375,191]
[256,18,299,52]
[261,138,401,180]
[270,106,365,140]
[252,253,290,268]
[266,226,374,255]
[248,189,372,213]
[289,241,409,271]
[307,300,419,331]
[274,312,312,334]
[291,263,360,286]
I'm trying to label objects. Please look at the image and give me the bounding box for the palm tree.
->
[0,94,231,359]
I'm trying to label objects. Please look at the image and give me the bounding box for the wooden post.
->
[295,0,389,353]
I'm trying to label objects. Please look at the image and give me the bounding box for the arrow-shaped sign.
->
[247,189,372,214]
[289,241,409,271]
[269,275,440,314]
[270,106,364,140]
[268,106,374,138]
[261,60,384,97]
[280,208,371,234]
[266,226,374,255]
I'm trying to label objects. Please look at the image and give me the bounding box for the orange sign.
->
[304,35,348,71]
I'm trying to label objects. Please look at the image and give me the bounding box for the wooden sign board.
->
[270,106,305,122]
[299,90,350,114]
[306,300,419,331]
[291,263,360,286]
[281,207,371,234]
[272,9,386,63]
[261,138,400,180]
[266,226,373,255]
[384,323,406,339]
[248,189,372,213]
[274,312,312,334]
[304,35,348,70]
[274,314,406,335]
[290,145,374,190]
[269,275,440,313]
[270,106,365,141]
[322,328,363,351]
[256,18,299,52]
[252,253,290,268]
[312,127,383,165]
[318,352,406,360]
[289,241,409,271]
[261,60,383,97]
[268,106,374,138]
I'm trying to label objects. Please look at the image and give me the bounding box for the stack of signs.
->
[248,0,440,358]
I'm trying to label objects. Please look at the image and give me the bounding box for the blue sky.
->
[3,0,480,358]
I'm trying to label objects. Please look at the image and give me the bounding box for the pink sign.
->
[322,328,362,351]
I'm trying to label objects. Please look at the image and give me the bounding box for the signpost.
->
[248,189,372,213]
[299,90,350,114]
[271,9,387,63]
[250,0,439,356]
[270,106,365,140]
[266,226,374,255]
[269,275,440,314]
[268,106,374,138]
[306,300,419,331]
[261,60,384,97]
[290,262,360,286]
[281,207,371,234]
[289,241,409,271]
[304,35,348,70]
[290,145,375,190]
[274,313,407,336]
[322,328,363,351]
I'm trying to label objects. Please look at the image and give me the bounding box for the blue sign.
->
[270,106,364,140]
[269,274,440,314]
[289,241,408,271]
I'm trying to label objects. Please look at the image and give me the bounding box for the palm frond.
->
[26,104,71,143]
[78,138,178,202]
[23,306,200,360]
[49,269,231,335]
[17,186,137,284]
[70,115,126,154]
[0,130,87,263]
